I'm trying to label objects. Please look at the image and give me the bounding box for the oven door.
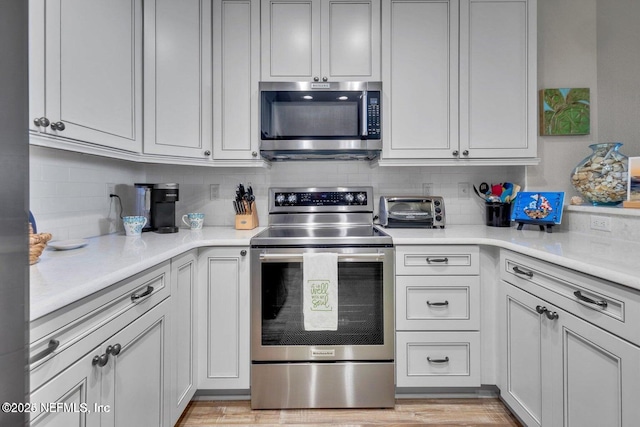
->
[251,246,394,362]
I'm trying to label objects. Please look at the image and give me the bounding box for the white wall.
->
[596,0,640,156]
[29,146,145,239]
[529,0,598,196]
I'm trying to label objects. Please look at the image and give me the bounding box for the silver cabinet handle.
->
[204,150,211,156]
[50,121,65,131]
[29,339,60,364]
[426,257,448,264]
[545,311,559,320]
[107,343,122,356]
[240,250,247,256]
[452,150,459,157]
[536,305,558,320]
[252,151,258,157]
[427,300,449,307]
[462,150,469,156]
[574,290,608,308]
[34,117,50,128]
[513,266,533,278]
[427,356,449,364]
[313,77,319,82]
[92,353,109,367]
[131,285,154,302]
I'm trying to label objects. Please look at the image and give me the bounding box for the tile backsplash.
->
[31,146,525,238]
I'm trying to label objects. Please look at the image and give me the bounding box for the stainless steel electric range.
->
[250,187,395,409]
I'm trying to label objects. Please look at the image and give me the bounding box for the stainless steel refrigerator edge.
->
[0,0,30,425]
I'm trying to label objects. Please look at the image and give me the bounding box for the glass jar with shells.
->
[570,142,628,205]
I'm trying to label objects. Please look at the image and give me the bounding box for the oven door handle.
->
[259,253,386,262]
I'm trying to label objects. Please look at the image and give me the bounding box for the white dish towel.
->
[303,252,338,331]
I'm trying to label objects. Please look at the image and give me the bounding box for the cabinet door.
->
[198,247,250,389]
[459,0,537,158]
[381,0,459,159]
[170,252,197,424]
[499,282,553,427]
[550,303,640,427]
[29,350,101,427]
[212,0,261,160]
[320,0,380,81]
[36,0,142,152]
[101,300,171,427]
[143,0,213,159]
[261,0,321,81]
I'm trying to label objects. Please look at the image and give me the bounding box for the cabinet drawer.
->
[501,250,640,346]
[396,332,480,387]
[396,245,479,275]
[29,261,170,390]
[396,276,479,330]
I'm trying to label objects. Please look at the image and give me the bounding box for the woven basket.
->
[29,223,52,265]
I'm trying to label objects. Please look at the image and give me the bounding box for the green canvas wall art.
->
[539,88,590,135]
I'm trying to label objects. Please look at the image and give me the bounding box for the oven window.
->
[261,262,384,346]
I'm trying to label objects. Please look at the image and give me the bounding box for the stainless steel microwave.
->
[259,81,382,161]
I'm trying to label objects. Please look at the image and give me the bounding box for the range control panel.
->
[269,187,374,212]
[274,191,367,206]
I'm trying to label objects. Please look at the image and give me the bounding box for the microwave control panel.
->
[367,92,381,138]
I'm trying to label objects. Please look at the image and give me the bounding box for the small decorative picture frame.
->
[539,88,590,135]
[511,192,565,232]
[624,157,640,208]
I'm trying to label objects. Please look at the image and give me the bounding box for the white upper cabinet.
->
[212,0,261,161]
[143,0,213,160]
[459,0,537,159]
[261,0,381,82]
[381,0,537,163]
[382,0,459,159]
[29,0,143,152]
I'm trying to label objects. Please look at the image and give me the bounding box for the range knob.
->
[275,194,285,205]
[435,215,442,222]
[344,193,355,203]
[435,207,442,214]
[434,200,441,207]
[356,193,367,204]
[287,193,298,204]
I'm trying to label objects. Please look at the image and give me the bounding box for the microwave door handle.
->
[361,92,367,137]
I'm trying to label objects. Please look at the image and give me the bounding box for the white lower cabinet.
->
[500,281,640,427]
[170,251,198,424]
[395,245,481,388]
[30,300,171,427]
[197,247,250,390]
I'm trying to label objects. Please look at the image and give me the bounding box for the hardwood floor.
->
[176,399,522,426]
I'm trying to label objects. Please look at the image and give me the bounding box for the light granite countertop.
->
[30,225,640,321]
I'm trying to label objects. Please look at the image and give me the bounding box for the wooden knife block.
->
[235,202,259,230]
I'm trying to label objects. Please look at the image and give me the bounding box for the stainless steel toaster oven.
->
[378,196,445,228]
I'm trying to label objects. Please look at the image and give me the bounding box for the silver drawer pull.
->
[427,356,450,364]
[426,257,449,264]
[574,290,608,308]
[131,285,154,303]
[29,339,60,364]
[513,266,533,278]
[427,300,449,307]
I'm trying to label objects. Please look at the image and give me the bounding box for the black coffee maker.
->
[134,183,179,233]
